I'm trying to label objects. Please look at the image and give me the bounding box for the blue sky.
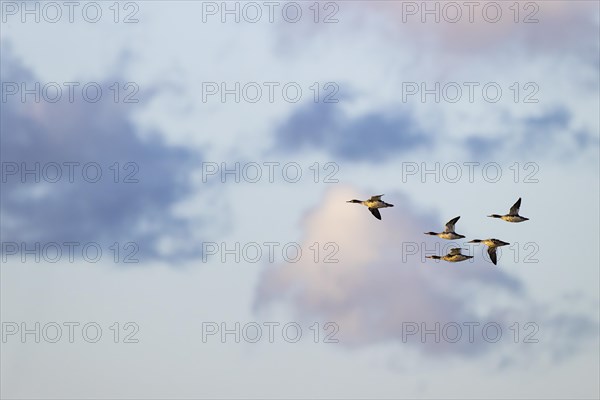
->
[1,1,599,398]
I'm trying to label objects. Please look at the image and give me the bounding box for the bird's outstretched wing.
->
[488,247,498,265]
[509,198,522,215]
[369,208,382,220]
[449,248,463,256]
[369,194,384,201]
[445,216,460,232]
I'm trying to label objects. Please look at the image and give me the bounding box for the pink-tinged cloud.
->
[363,1,598,58]
[254,186,528,355]
[255,187,598,360]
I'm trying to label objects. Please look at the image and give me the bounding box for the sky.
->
[1,1,599,399]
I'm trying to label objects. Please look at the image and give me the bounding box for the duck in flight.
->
[424,216,465,240]
[488,198,529,223]
[346,194,394,220]
[468,239,510,265]
[426,248,473,263]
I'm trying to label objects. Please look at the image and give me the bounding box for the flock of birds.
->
[347,195,529,265]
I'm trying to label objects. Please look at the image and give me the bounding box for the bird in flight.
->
[426,248,473,263]
[347,194,394,220]
[468,238,510,265]
[488,197,529,223]
[424,216,465,240]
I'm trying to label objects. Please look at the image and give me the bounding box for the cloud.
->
[364,1,599,62]
[254,186,597,359]
[517,107,599,157]
[274,102,429,162]
[464,136,505,159]
[255,187,521,355]
[0,46,203,261]
[463,106,599,160]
